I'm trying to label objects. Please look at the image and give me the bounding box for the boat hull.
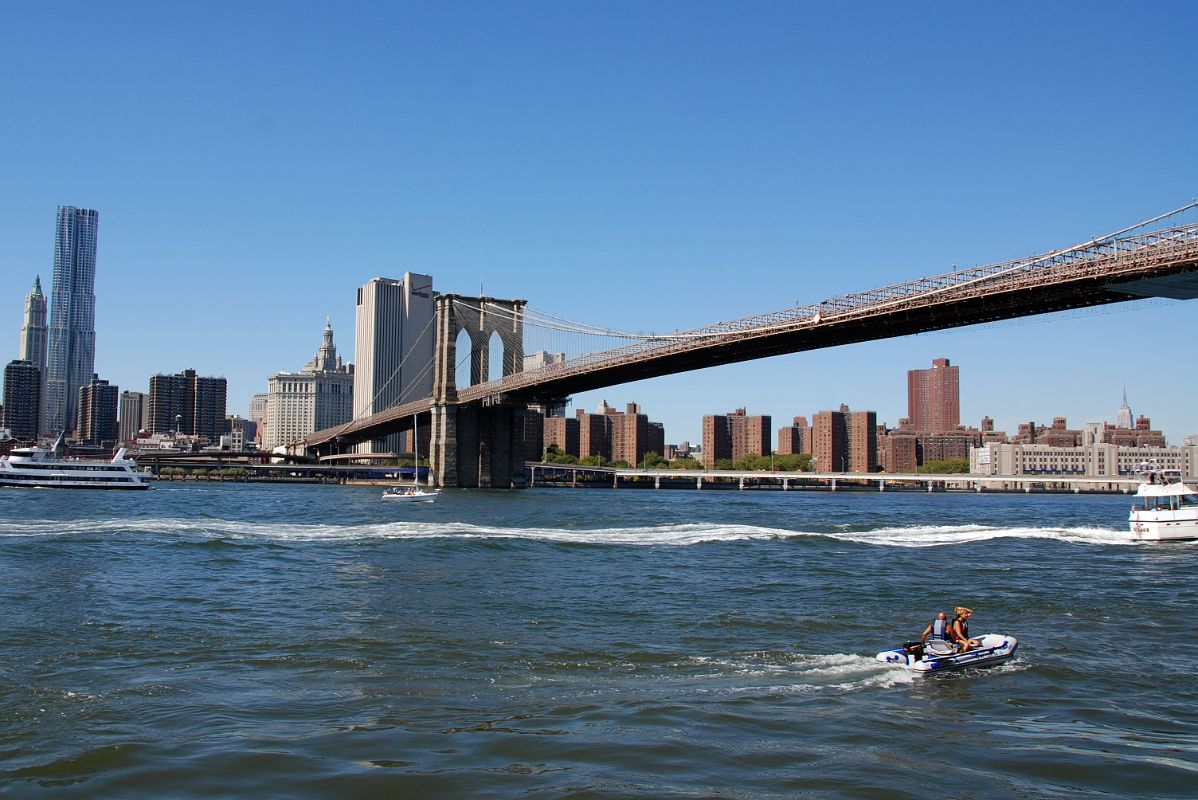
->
[876,633,1018,672]
[0,480,151,490]
[1129,516,1198,541]
[381,489,439,502]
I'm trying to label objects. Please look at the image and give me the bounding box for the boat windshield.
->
[1134,493,1198,511]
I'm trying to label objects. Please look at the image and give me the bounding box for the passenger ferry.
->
[1129,467,1198,541]
[0,444,153,490]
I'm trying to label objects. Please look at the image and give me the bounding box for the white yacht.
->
[1129,468,1198,541]
[0,444,153,490]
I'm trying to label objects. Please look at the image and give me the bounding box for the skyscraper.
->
[45,206,99,435]
[248,393,268,448]
[118,390,148,445]
[77,376,119,447]
[20,276,48,373]
[353,273,434,453]
[1117,389,1133,429]
[18,276,48,437]
[907,357,960,433]
[264,318,354,450]
[148,369,227,443]
[3,360,42,440]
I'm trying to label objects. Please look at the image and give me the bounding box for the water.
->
[1,484,1195,798]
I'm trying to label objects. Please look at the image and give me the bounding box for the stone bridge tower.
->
[429,294,537,488]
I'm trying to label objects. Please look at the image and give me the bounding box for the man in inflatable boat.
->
[911,606,981,658]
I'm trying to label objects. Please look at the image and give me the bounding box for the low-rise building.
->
[971,443,1198,478]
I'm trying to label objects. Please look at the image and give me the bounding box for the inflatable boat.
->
[875,633,1018,672]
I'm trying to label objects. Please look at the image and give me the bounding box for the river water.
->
[1,483,1195,797]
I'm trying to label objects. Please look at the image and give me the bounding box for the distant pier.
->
[527,463,1156,494]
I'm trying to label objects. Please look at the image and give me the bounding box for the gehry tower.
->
[44,206,99,435]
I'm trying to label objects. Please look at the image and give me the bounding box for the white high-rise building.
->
[1117,389,1134,429]
[264,318,354,450]
[248,393,268,447]
[20,276,48,374]
[353,274,434,453]
[118,390,148,445]
[17,276,48,437]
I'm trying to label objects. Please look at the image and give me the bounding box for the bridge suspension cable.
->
[454,199,1198,401]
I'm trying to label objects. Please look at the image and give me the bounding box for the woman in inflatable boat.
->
[951,606,982,652]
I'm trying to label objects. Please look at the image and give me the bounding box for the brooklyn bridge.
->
[300,203,1198,488]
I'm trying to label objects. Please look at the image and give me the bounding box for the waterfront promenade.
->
[527,462,1157,493]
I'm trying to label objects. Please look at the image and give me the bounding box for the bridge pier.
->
[430,404,458,488]
[436,402,533,489]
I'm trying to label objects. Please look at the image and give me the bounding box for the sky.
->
[2,1,1197,445]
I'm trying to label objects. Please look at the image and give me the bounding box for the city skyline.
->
[2,4,1197,445]
[2,213,1190,448]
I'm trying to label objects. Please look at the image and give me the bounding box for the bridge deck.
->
[305,220,1198,450]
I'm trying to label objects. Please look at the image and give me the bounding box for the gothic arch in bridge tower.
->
[433,294,527,399]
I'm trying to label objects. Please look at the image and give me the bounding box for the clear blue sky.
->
[3,1,1196,444]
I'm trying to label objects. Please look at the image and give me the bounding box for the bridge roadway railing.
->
[460,222,1198,403]
[527,463,1152,493]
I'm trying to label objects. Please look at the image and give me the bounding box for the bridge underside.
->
[506,272,1193,401]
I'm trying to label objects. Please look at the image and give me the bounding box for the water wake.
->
[1,517,1138,547]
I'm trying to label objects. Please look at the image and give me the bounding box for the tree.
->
[669,456,704,470]
[917,458,970,474]
[769,453,812,472]
[641,451,668,469]
[543,445,578,464]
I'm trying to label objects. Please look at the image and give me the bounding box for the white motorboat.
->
[0,444,153,490]
[382,485,440,502]
[1129,468,1198,541]
[876,634,1018,673]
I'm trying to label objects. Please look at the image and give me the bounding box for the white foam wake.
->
[682,651,917,693]
[1,518,1137,547]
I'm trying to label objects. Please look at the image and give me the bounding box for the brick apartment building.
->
[776,416,811,455]
[812,405,877,473]
[702,408,771,468]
